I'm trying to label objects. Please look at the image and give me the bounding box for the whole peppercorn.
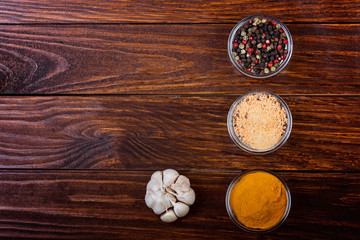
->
[231,17,290,76]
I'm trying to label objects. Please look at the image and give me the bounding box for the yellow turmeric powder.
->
[230,171,288,230]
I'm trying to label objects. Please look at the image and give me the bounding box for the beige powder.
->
[232,93,288,150]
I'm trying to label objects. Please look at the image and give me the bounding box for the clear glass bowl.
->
[227,90,292,154]
[228,14,293,78]
[225,169,291,233]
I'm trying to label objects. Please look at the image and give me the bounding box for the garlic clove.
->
[160,209,178,223]
[176,188,195,205]
[173,201,190,218]
[149,171,163,187]
[171,175,191,193]
[162,169,179,187]
[145,190,166,215]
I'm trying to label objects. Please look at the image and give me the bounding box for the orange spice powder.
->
[230,171,288,230]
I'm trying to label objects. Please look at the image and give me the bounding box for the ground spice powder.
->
[230,171,288,230]
[232,93,288,150]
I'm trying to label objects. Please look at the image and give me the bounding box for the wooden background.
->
[0,0,359,239]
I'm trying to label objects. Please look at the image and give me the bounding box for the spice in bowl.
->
[225,170,291,232]
[228,15,292,78]
[227,90,292,154]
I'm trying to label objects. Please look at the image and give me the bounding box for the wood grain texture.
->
[0,170,357,239]
[0,96,358,170]
[0,24,359,94]
[0,0,359,23]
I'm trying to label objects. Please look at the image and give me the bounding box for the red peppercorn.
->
[233,42,238,48]
[255,59,259,64]
[237,59,242,64]
[255,51,259,55]
[274,59,279,64]
[265,39,270,45]
[272,20,277,26]
[246,68,252,72]
[262,43,266,49]
[249,36,253,41]
[242,40,247,44]
[247,48,253,53]
[262,33,267,37]
[249,20,253,24]
[268,62,273,68]
[283,39,288,44]
[279,29,284,33]
[281,55,286,60]
[277,45,282,50]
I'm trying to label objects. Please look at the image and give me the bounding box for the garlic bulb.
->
[145,169,196,222]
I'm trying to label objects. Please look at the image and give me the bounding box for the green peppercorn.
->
[235,56,240,61]
[241,49,246,54]
[264,68,270,74]
[240,43,245,49]
[270,66,276,72]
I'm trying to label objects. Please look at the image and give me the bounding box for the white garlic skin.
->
[145,169,195,222]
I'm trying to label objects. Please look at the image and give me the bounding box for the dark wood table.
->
[0,1,359,239]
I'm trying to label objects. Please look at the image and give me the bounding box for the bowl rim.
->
[225,169,292,233]
[227,14,293,78]
[227,90,292,154]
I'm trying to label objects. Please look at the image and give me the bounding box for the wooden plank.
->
[0,170,357,239]
[0,96,358,170]
[0,24,358,94]
[0,0,358,23]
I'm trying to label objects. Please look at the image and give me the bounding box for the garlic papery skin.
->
[145,169,196,222]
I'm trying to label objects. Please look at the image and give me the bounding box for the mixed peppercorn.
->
[231,17,289,75]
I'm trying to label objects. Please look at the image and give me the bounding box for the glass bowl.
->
[227,90,292,154]
[225,169,291,233]
[228,14,293,78]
